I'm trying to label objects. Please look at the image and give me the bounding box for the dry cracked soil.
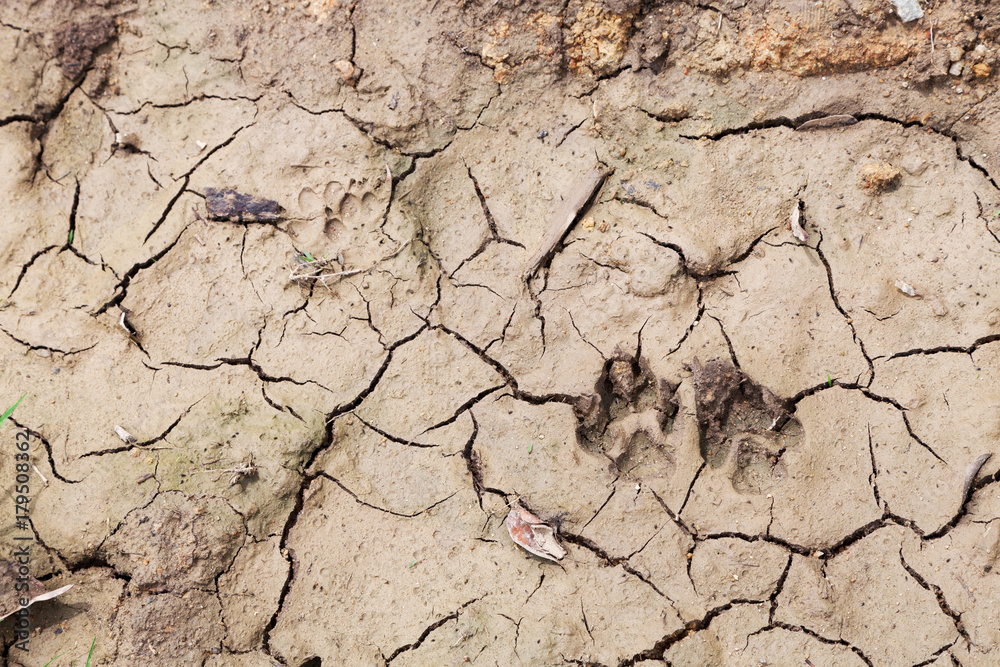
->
[2,0,1000,665]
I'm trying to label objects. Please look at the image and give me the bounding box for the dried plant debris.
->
[688,358,798,467]
[205,187,283,223]
[223,459,259,487]
[962,453,992,504]
[859,163,902,194]
[794,114,858,131]
[789,200,807,242]
[0,561,73,621]
[114,425,137,444]
[505,502,567,562]
[524,166,611,280]
[194,457,260,487]
[117,306,140,342]
[290,241,411,290]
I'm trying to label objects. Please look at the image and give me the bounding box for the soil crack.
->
[384,597,484,663]
[898,548,969,644]
[813,229,874,386]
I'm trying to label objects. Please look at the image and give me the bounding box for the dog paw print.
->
[295,178,385,249]
[689,358,804,494]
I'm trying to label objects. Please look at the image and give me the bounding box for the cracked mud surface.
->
[2,0,1000,665]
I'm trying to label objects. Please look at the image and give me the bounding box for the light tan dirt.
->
[2,0,1000,665]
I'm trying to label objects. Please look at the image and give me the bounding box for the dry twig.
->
[290,240,411,291]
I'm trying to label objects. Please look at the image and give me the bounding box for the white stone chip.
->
[891,0,923,22]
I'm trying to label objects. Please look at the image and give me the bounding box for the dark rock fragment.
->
[205,187,283,223]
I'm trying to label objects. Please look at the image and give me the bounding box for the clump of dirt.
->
[621,4,670,72]
[859,162,903,193]
[462,0,641,81]
[53,14,117,80]
[740,20,921,76]
[566,0,637,76]
[972,62,992,77]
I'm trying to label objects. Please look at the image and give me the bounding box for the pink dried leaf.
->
[505,503,567,562]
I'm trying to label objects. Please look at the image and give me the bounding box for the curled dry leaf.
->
[790,201,807,242]
[962,453,992,503]
[505,502,567,562]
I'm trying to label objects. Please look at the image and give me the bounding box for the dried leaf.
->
[790,202,807,242]
[962,453,992,503]
[794,115,858,131]
[505,503,566,562]
[0,561,73,621]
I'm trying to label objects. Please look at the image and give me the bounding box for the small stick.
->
[31,464,48,486]
[115,425,138,444]
[524,166,610,281]
[929,20,949,76]
[954,573,974,600]
[290,240,411,285]
[191,459,259,486]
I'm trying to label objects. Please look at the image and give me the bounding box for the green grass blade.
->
[42,650,67,667]
[0,393,25,428]
[85,636,96,667]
